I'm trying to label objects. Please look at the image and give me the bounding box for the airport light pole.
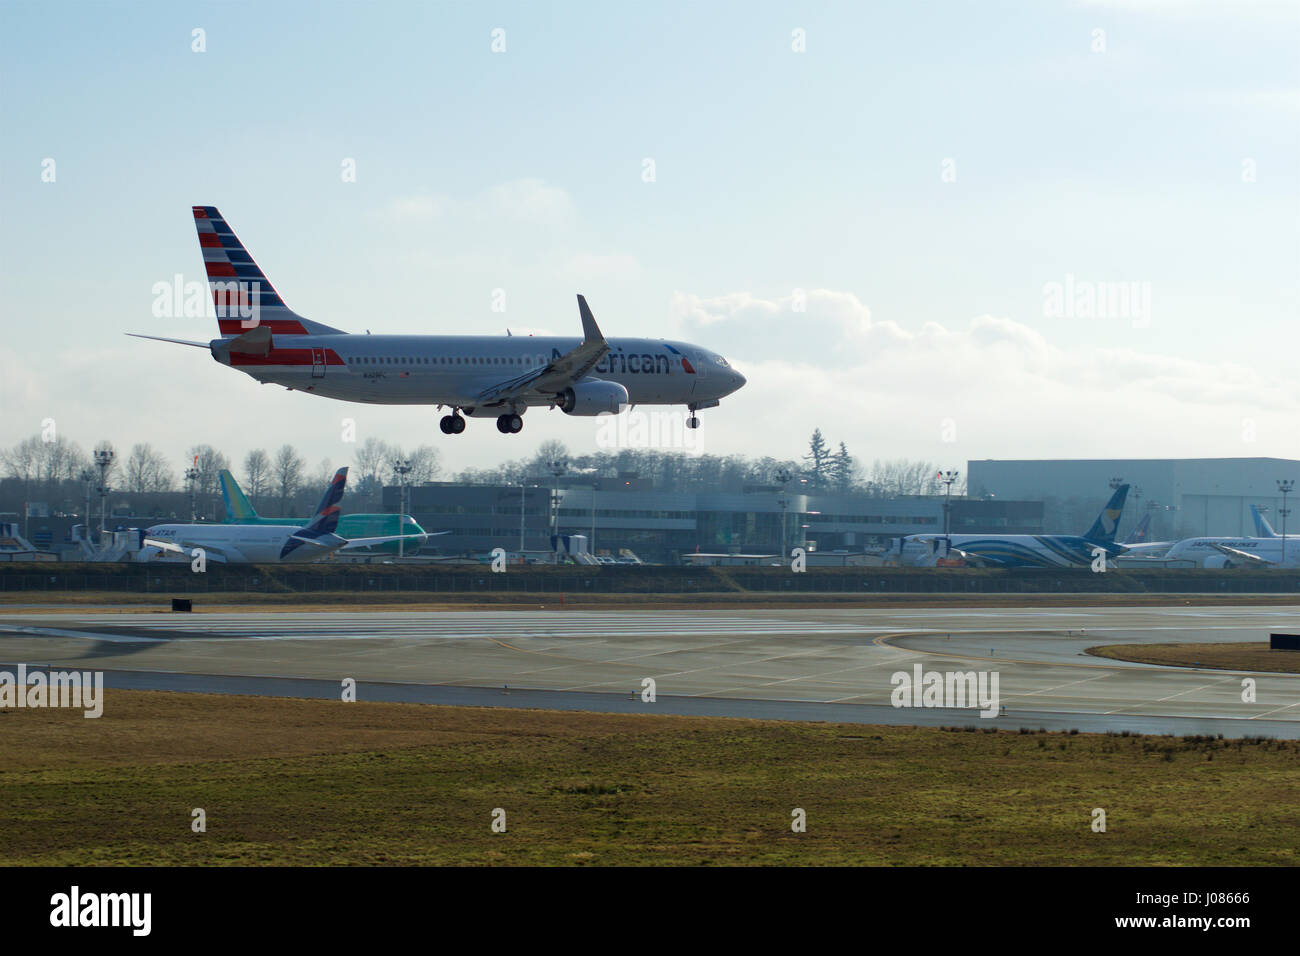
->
[775,468,792,559]
[548,459,566,562]
[519,483,526,554]
[1278,479,1294,565]
[79,468,94,533]
[393,459,412,558]
[939,470,959,541]
[184,463,200,522]
[93,444,115,543]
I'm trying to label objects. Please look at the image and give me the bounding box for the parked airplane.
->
[130,207,746,435]
[217,469,429,554]
[1122,513,1151,545]
[894,484,1131,568]
[1250,504,1279,538]
[1113,512,1174,559]
[1164,530,1298,568]
[1155,504,1298,568]
[142,468,427,563]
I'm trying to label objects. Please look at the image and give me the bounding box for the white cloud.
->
[676,289,1299,462]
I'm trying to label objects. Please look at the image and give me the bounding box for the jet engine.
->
[557,381,629,416]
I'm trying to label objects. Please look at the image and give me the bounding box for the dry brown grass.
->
[1,690,1297,866]
[1088,642,1300,674]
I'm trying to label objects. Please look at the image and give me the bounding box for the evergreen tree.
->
[804,429,831,487]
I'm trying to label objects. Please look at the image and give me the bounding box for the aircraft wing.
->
[913,545,1005,568]
[475,295,609,406]
[1208,543,1274,566]
[142,537,232,562]
[338,531,449,551]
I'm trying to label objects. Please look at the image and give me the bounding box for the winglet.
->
[577,294,605,345]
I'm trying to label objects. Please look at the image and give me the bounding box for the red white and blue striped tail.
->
[192,206,343,337]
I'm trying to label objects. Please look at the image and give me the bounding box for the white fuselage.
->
[142,523,333,564]
[217,333,744,412]
[1164,536,1300,567]
[899,533,1122,568]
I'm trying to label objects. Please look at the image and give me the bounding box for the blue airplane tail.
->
[1251,504,1279,538]
[300,467,348,537]
[1084,484,1130,544]
[1121,512,1150,545]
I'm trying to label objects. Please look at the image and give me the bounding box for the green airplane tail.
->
[218,469,259,521]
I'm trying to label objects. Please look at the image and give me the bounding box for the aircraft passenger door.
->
[311,348,326,378]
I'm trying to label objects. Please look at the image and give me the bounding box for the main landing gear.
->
[496,413,524,434]
[439,413,466,434]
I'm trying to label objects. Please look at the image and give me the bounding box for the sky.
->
[1,0,1297,482]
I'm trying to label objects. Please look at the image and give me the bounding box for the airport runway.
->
[1,605,1298,737]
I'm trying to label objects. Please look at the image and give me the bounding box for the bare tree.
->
[385,444,441,485]
[243,448,270,505]
[124,443,174,492]
[188,444,230,497]
[531,439,569,475]
[1,436,42,483]
[353,438,392,509]
[272,444,305,517]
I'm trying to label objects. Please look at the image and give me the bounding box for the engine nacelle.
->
[558,381,629,416]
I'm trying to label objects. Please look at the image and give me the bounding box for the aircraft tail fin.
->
[218,469,259,522]
[1121,512,1151,545]
[192,206,345,338]
[1251,504,1279,538]
[1084,484,1130,543]
[300,467,348,536]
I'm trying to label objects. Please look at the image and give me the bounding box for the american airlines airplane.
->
[894,484,1131,568]
[130,206,747,435]
[141,468,428,563]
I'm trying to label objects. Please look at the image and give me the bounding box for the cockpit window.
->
[714,355,730,367]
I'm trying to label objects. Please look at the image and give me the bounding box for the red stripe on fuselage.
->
[229,348,345,367]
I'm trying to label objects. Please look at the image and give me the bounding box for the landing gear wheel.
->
[508,413,523,433]
[687,415,700,429]
[496,415,510,434]
[442,414,466,434]
[497,413,524,433]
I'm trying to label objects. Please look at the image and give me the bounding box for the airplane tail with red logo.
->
[192,206,344,338]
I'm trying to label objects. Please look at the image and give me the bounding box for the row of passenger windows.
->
[347,355,539,367]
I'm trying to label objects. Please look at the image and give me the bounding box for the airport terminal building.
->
[968,458,1300,540]
[387,479,1042,564]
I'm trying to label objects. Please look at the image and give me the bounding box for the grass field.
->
[2,690,1297,866]
[1088,642,1300,674]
